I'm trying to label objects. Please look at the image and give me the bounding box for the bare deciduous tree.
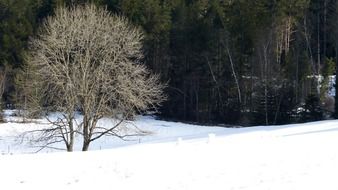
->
[15,61,44,121]
[27,4,165,151]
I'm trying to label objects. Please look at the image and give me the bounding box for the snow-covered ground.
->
[1,110,338,189]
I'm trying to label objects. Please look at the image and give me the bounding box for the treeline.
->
[1,0,338,126]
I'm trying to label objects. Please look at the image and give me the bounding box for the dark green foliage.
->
[0,0,337,125]
[300,94,324,122]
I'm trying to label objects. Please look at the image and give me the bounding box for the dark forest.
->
[1,0,338,126]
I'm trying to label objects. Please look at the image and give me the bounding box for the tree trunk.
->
[317,12,321,95]
[67,144,73,152]
[323,0,327,64]
[334,44,338,118]
[82,115,90,151]
[67,121,74,152]
[263,43,269,125]
[82,142,90,151]
[226,46,242,104]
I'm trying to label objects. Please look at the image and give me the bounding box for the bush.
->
[300,94,324,122]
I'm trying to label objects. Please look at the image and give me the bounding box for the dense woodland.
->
[1,0,338,126]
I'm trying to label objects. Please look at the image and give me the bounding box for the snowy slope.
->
[0,110,230,154]
[1,111,338,189]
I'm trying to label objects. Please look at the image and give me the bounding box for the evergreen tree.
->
[0,0,336,124]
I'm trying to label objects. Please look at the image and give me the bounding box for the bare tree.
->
[15,61,45,121]
[27,4,166,151]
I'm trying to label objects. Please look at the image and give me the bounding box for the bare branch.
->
[26,4,166,151]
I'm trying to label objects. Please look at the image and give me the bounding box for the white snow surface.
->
[1,110,338,190]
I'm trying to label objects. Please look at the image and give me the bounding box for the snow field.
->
[1,111,338,189]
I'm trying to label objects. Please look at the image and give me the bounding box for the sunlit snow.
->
[1,110,338,190]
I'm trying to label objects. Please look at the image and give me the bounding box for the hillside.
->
[1,111,338,189]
